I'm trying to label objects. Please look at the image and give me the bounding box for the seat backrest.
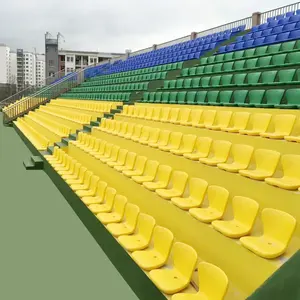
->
[78,167,88,181]
[171,171,189,192]
[116,149,128,164]
[125,152,137,168]
[144,160,159,177]
[212,140,232,160]
[207,185,229,213]
[132,124,143,137]
[179,108,191,122]
[189,178,208,203]
[125,122,135,135]
[110,145,120,160]
[140,126,151,139]
[272,114,296,134]
[285,88,300,105]
[156,165,172,183]
[251,113,272,131]
[153,226,174,259]
[152,107,161,119]
[201,110,216,126]
[231,112,250,129]
[232,144,254,165]
[181,134,197,150]
[264,89,285,105]
[124,203,140,228]
[134,156,148,172]
[173,242,197,280]
[103,143,113,157]
[195,137,213,155]
[233,196,259,228]
[89,175,100,192]
[248,90,265,105]
[281,154,300,178]
[262,208,296,246]
[189,109,203,124]
[197,262,229,300]
[255,149,280,173]
[169,132,183,147]
[138,213,156,240]
[145,107,154,119]
[104,187,117,208]
[113,194,128,215]
[214,111,232,126]
[158,130,171,143]
[169,108,180,122]
[161,107,171,120]
[96,180,108,198]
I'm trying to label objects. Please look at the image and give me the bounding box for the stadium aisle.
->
[0,113,138,300]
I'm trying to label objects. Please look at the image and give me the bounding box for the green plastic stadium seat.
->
[233,60,245,71]
[186,91,197,104]
[207,91,220,105]
[230,90,248,106]
[261,71,277,85]
[154,92,163,103]
[196,66,205,75]
[212,63,223,73]
[176,79,184,89]
[196,91,208,105]
[169,80,176,89]
[207,56,216,64]
[169,92,178,104]
[286,52,300,66]
[254,46,268,56]
[201,77,211,88]
[161,92,170,104]
[276,89,300,109]
[215,54,225,62]
[267,44,281,54]
[143,92,150,102]
[178,92,187,104]
[200,57,208,65]
[163,80,170,89]
[239,90,265,107]
[219,91,233,106]
[149,92,155,103]
[280,41,295,52]
[277,69,296,84]
[247,72,261,86]
[224,52,234,61]
[272,54,287,67]
[257,56,272,68]
[256,89,285,108]
[211,76,222,87]
[189,67,197,76]
[191,77,201,88]
[222,62,234,72]
[244,48,256,58]
[204,65,214,74]
[245,58,258,70]
[232,73,247,86]
[183,78,192,89]
[233,50,244,60]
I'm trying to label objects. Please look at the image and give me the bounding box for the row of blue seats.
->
[266,10,300,23]
[218,29,300,53]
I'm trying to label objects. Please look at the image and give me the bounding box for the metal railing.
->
[2,69,85,124]
[260,2,300,23]
[0,69,67,109]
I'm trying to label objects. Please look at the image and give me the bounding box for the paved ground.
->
[0,114,138,300]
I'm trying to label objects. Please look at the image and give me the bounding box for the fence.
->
[260,2,300,23]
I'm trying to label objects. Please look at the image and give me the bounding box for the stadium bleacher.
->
[3,4,300,300]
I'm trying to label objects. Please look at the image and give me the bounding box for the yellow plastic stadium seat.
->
[240,208,296,259]
[152,107,162,121]
[172,262,228,300]
[159,132,183,152]
[260,114,296,139]
[82,180,108,205]
[118,213,156,251]
[175,108,191,125]
[122,105,128,115]
[76,175,100,198]
[66,166,87,185]
[171,178,208,210]
[170,134,197,156]
[70,171,92,191]
[265,154,300,190]
[141,128,160,145]
[54,155,72,172]
[86,138,101,154]
[132,226,174,271]
[132,160,159,184]
[183,137,212,161]
[217,144,254,173]
[130,124,143,141]
[133,106,140,118]
[189,186,229,223]
[126,105,134,117]
[117,122,128,137]
[136,106,146,119]
[212,196,259,238]
[58,159,78,176]
[62,163,81,180]
[123,122,135,139]
[221,112,250,133]
[156,171,189,199]
[144,107,154,120]
[111,121,121,135]
[44,146,59,161]
[81,136,96,152]
[90,140,107,158]
[107,203,140,237]
[169,108,180,124]
[100,145,120,163]
[160,107,171,122]
[199,140,231,166]
[206,111,232,131]
[107,148,128,167]
[88,187,117,213]
[149,242,198,295]
[149,130,171,148]
[136,126,151,144]
[97,194,127,224]
[123,156,148,177]
[114,152,137,172]
[183,109,203,127]
[94,143,112,160]
[143,165,172,191]
[239,113,272,136]
[239,149,280,180]
[194,110,216,128]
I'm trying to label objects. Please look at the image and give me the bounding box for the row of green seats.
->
[82,72,167,87]
[61,92,131,102]
[162,68,300,90]
[141,88,300,108]
[72,82,149,93]
[198,40,300,66]
[89,62,183,81]
[180,51,300,77]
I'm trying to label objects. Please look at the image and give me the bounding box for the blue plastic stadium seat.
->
[276,14,285,20]
[283,22,297,32]
[258,23,269,31]
[286,11,295,18]
[290,15,300,22]
[253,38,265,47]
[289,29,300,40]
[272,26,284,34]
[264,34,277,44]
[262,28,273,36]
[276,32,290,42]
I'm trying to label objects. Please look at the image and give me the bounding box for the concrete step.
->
[69,133,77,141]
[47,146,55,154]
[104,113,114,119]
[23,159,35,170]
[83,125,92,132]
[61,137,70,145]
[111,109,122,114]
[30,156,44,169]
[90,121,100,127]
[54,142,67,148]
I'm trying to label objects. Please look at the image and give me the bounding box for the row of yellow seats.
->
[28,111,71,138]
[120,105,300,142]
[51,99,117,113]
[45,147,229,299]
[95,118,300,191]
[39,105,92,125]
[69,134,296,259]
[14,118,49,150]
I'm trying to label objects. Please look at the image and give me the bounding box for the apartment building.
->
[0,44,10,84]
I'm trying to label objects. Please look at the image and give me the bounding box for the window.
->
[67,56,70,62]
[49,60,54,66]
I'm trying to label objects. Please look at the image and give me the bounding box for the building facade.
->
[9,51,17,85]
[36,54,45,87]
[0,44,10,84]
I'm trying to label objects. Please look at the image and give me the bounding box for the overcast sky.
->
[0,0,295,54]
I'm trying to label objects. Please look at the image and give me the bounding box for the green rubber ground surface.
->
[0,114,138,300]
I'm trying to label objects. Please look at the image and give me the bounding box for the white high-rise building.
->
[23,52,36,86]
[9,51,17,85]
[0,44,10,84]
[36,54,45,87]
